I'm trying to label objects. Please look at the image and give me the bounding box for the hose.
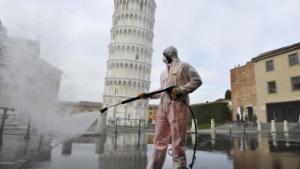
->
[185,101,198,169]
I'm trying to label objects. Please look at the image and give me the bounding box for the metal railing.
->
[114,118,147,134]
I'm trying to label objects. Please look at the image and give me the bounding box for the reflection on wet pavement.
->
[1,132,300,169]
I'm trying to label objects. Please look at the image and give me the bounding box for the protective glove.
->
[138,92,149,99]
[169,87,182,99]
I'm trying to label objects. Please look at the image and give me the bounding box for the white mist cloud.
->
[35,112,99,140]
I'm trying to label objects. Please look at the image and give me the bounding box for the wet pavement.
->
[1,131,300,169]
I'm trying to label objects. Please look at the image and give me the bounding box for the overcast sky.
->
[1,0,300,104]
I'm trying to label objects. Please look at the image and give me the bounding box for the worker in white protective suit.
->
[141,46,202,169]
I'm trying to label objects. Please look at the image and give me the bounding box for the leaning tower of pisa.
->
[99,0,156,127]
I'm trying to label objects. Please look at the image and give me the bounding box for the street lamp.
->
[0,107,15,146]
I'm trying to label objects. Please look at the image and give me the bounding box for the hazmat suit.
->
[146,46,202,169]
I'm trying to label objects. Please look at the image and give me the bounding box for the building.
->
[99,0,157,127]
[252,42,300,122]
[148,104,158,124]
[0,20,62,127]
[76,101,102,112]
[57,101,102,113]
[231,62,257,122]
[231,42,300,122]
[31,58,62,105]
[0,20,7,37]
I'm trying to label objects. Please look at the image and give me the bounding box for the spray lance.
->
[100,85,176,113]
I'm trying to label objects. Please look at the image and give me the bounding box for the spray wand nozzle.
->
[100,85,176,113]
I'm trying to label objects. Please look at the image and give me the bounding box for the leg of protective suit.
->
[168,102,188,169]
[148,112,170,169]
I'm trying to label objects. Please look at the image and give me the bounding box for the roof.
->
[57,101,78,106]
[78,101,102,107]
[252,42,300,62]
[149,104,158,108]
[57,101,102,108]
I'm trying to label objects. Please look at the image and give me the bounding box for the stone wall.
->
[230,62,257,121]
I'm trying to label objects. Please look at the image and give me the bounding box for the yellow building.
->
[231,42,300,122]
[148,104,158,123]
[252,42,300,122]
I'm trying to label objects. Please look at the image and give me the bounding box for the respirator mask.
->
[162,52,173,64]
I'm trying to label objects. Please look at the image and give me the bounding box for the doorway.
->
[266,101,300,122]
[247,107,254,122]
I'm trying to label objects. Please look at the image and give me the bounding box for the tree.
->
[225,89,231,100]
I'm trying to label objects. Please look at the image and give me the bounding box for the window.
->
[266,60,274,72]
[135,55,139,60]
[291,76,300,90]
[289,53,299,66]
[267,81,277,94]
[140,1,144,11]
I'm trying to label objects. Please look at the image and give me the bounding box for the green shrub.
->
[188,101,232,128]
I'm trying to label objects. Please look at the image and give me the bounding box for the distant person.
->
[244,114,248,127]
[241,114,244,123]
[253,113,257,126]
[236,113,240,126]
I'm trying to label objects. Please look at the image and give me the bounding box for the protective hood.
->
[162,46,180,64]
